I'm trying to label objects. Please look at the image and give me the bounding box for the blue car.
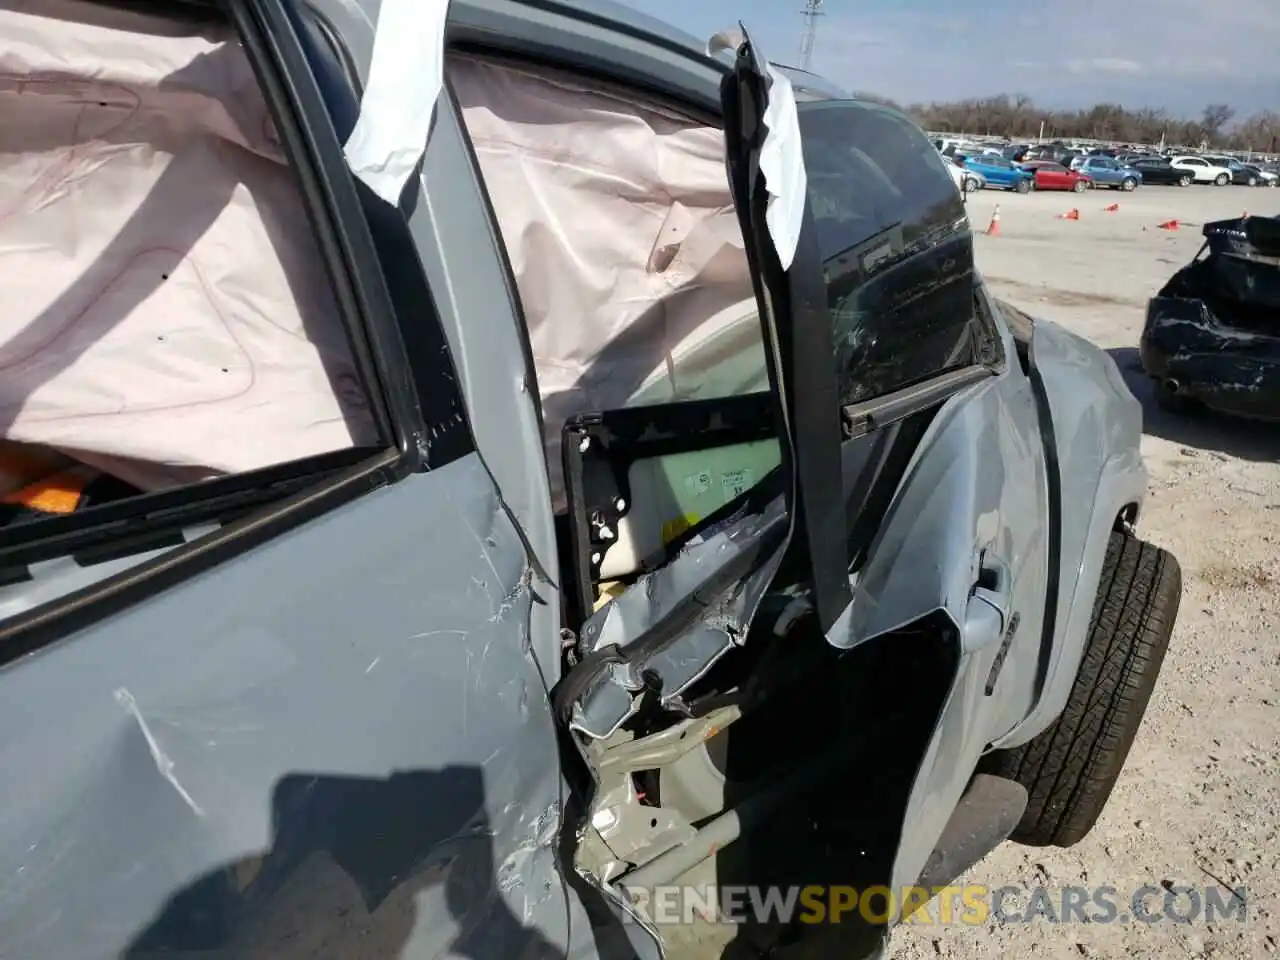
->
[959,154,1036,192]
[1077,156,1143,191]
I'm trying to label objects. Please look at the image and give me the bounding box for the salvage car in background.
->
[1129,156,1195,186]
[1020,160,1093,192]
[1141,215,1280,420]
[1170,155,1233,185]
[944,154,985,194]
[0,3,1182,960]
[1077,155,1143,191]
[959,153,1036,192]
[1243,164,1278,186]
[1200,156,1277,187]
[1022,141,1074,164]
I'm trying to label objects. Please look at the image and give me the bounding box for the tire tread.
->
[988,530,1181,846]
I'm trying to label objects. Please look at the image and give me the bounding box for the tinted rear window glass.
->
[796,100,976,407]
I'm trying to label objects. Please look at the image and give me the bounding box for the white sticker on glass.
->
[685,471,713,496]
[722,468,753,498]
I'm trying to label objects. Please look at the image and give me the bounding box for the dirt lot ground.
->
[894,185,1280,959]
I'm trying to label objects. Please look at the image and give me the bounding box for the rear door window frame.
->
[722,47,1010,626]
[791,95,1005,415]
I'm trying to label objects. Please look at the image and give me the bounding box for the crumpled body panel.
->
[0,0,375,490]
[567,492,789,740]
[1141,215,1280,420]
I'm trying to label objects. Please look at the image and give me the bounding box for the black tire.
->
[1215,173,1229,186]
[1247,176,1259,187]
[1015,178,1031,194]
[982,531,1181,847]
[1073,179,1087,193]
[1121,178,1137,192]
[1178,175,1192,187]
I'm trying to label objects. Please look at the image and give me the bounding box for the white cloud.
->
[1067,57,1142,74]
[934,16,971,34]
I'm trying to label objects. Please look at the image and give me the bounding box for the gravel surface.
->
[893,184,1280,960]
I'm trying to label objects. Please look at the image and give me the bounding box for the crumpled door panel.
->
[825,373,1050,897]
[562,493,789,740]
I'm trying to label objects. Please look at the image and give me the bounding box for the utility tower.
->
[799,0,824,70]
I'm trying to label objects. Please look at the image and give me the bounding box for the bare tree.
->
[885,94,1277,152]
[1200,103,1236,139]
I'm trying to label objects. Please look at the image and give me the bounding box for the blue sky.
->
[619,0,1279,117]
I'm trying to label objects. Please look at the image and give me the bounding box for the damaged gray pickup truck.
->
[0,0,1182,958]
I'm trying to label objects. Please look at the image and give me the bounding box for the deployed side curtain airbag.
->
[450,55,763,509]
[0,0,376,492]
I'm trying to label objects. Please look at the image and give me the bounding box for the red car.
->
[1020,160,1092,192]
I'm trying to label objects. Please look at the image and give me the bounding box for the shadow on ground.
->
[1108,347,1280,462]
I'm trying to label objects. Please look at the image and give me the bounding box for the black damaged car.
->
[1140,214,1280,420]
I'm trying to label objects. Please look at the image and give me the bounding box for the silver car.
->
[0,1,1181,959]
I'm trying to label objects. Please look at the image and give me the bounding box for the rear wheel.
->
[1215,173,1229,186]
[983,531,1181,847]
[1121,178,1137,191]
[1073,179,1087,193]
[1178,175,1192,187]
[1015,178,1031,194]
[1247,176,1259,187]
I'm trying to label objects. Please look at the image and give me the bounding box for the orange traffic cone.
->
[1104,203,1120,212]
[1157,219,1179,230]
[1057,208,1080,220]
[986,205,1001,236]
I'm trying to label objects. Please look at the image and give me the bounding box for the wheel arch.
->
[996,461,1146,750]
[1114,501,1141,533]
[991,320,1149,750]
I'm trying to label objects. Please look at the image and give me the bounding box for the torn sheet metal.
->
[343,0,450,205]
[567,496,788,740]
[1140,214,1280,420]
[826,369,1049,662]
